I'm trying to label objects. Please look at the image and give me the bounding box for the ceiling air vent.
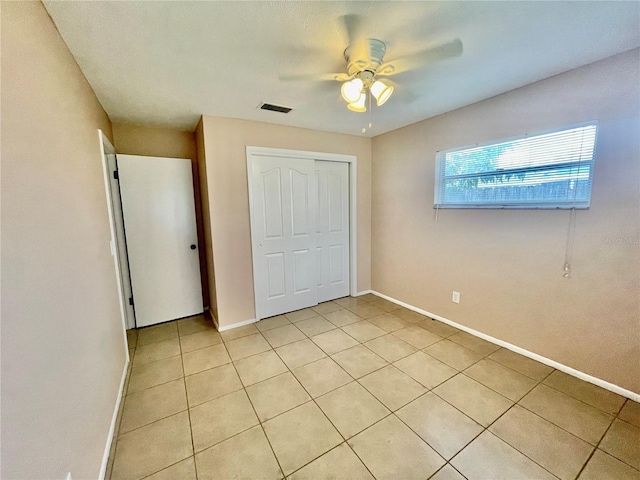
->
[258,102,293,114]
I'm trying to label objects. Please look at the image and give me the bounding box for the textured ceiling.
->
[44,1,640,137]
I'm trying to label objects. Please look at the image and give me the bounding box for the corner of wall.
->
[195,117,218,321]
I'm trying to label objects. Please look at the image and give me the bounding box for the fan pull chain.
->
[361,91,373,134]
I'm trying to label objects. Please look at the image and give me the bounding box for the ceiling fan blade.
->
[377,38,463,76]
[339,14,363,45]
[334,73,353,82]
[383,78,400,89]
[339,13,371,66]
[377,79,419,104]
[349,38,372,65]
[279,72,349,82]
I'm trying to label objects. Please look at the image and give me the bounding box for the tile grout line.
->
[575,398,640,474]
[177,322,199,480]
[370,298,636,407]
[445,367,572,480]
[129,352,182,371]
[121,302,638,480]
[485,403,563,479]
[208,307,631,477]
[428,463,467,480]
[138,457,194,480]
[123,323,200,480]
[572,418,615,479]
[286,354,394,480]
[421,340,487,373]
[209,330,503,478]
[485,352,555,382]
[113,324,186,479]
[283,441,373,479]
[461,354,548,382]
[125,314,485,447]
[292,310,460,476]
[432,360,634,477]
[267,333,382,479]
[116,406,191,437]
[514,391,618,449]
[121,338,225,435]
[119,315,357,478]
[427,369,546,469]
[536,380,626,417]
[223,339,288,480]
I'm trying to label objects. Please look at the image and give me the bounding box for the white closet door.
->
[117,154,203,327]
[249,155,318,319]
[315,161,350,302]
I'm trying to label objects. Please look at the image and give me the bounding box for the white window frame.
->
[434,121,599,210]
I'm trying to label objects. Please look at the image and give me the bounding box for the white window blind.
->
[434,122,598,209]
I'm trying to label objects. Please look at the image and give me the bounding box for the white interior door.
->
[117,154,203,327]
[249,155,318,319]
[315,161,350,302]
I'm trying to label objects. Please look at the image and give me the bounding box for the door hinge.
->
[113,170,119,180]
[129,297,134,306]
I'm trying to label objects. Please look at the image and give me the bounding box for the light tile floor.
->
[107,296,640,480]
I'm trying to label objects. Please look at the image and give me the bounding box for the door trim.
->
[246,146,358,320]
[98,130,132,344]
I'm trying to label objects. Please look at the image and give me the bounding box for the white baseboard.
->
[354,290,373,296]
[371,290,640,402]
[217,317,258,332]
[99,357,129,479]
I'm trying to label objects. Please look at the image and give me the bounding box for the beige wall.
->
[1,2,126,478]
[112,123,196,160]
[201,116,372,328]
[372,49,640,393]
[195,118,218,319]
[112,123,210,308]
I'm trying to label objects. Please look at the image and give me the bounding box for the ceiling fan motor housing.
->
[344,39,387,77]
[356,70,375,87]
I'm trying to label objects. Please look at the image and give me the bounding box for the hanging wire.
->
[563,207,577,278]
[369,92,373,130]
[563,133,585,278]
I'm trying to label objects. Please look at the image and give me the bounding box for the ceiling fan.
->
[280,15,463,113]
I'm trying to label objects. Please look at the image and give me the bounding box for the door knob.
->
[190,244,196,250]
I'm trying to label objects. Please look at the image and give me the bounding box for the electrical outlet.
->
[452,291,460,304]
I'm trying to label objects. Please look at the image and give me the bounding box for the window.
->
[434,122,598,209]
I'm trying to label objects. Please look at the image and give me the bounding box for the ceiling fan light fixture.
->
[341,78,363,103]
[370,80,394,106]
[347,92,367,112]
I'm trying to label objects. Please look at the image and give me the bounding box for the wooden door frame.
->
[246,146,358,320]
